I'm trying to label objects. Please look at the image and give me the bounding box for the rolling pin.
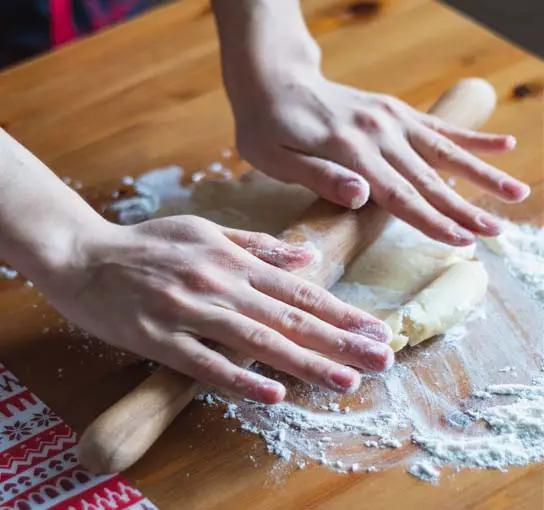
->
[79,78,498,474]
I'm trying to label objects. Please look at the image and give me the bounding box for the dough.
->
[156,170,488,351]
[341,225,476,294]
[159,170,316,235]
[384,260,489,351]
[331,219,486,350]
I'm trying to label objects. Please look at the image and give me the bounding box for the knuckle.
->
[337,310,362,331]
[173,215,211,242]
[230,370,252,393]
[246,232,274,252]
[245,327,274,350]
[430,137,457,163]
[292,282,325,309]
[190,353,221,382]
[412,170,441,192]
[380,183,417,206]
[276,307,307,331]
[355,110,388,133]
[379,95,402,117]
[301,358,325,382]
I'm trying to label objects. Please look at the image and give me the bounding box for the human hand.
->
[229,70,530,246]
[44,215,393,404]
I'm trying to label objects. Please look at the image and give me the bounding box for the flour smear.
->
[112,167,544,482]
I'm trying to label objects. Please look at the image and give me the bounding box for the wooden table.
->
[1,1,543,508]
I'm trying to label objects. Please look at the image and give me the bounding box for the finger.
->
[259,147,370,209]
[329,145,476,245]
[410,127,531,203]
[382,138,502,236]
[199,308,363,393]
[249,264,392,344]
[317,131,476,245]
[418,113,517,153]
[159,332,286,404]
[234,289,394,372]
[221,228,314,270]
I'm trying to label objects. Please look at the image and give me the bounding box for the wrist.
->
[0,129,118,295]
[212,0,321,102]
[9,206,113,295]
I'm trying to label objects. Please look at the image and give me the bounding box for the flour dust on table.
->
[111,167,544,483]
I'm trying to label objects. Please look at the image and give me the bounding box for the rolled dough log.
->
[385,260,489,351]
[330,218,478,323]
[340,219,476,294]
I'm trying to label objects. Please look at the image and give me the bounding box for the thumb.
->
[259,148,370,209]
[221,227,315,270]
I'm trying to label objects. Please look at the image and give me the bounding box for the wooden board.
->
[0,1,543,508]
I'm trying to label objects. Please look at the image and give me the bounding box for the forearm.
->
[0,129,103,287]
[211,0,320,102]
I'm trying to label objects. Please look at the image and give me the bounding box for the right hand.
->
[43,215,394,404]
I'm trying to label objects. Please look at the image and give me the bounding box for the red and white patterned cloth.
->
[0,363,158,510]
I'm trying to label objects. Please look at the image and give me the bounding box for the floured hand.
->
[230,72,529,246]
[212,0,530,246]
[44,216,393,404]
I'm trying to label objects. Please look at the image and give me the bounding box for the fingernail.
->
[476,214,502,235]
[505,135,517,150]
[249,245,312,269]
[279,245,310,261]
[259,381,286,403]
[283,245,315,269]
[329,367,361,393]
[364,343,395,372]
[450,225,475,245]
[287,244,312,256]
[338,179,368,209]
[350,322,393,343]
[500,179,531,202]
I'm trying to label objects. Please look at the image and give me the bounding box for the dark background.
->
[440,0,544,58]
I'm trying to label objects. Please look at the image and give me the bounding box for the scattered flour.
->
[408,460,441,481]
[208,162,223,173]
[414,388,544,471]
[121,175,135,186]
[0,266,18,279]
[483,219,544,305]
[109,166,192,224]
[498,366,516,373]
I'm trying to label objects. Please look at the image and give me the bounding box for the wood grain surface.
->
[0,1,543,508]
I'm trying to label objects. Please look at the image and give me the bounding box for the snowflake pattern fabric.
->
[0,363,158,510]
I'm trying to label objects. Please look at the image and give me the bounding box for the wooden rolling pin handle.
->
[79,78,497,474]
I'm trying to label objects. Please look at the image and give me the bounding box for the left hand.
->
[227,70,529,246]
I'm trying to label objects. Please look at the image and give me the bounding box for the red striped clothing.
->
[0,0,151,68]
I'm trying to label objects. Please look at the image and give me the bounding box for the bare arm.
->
[0,130,101,291]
